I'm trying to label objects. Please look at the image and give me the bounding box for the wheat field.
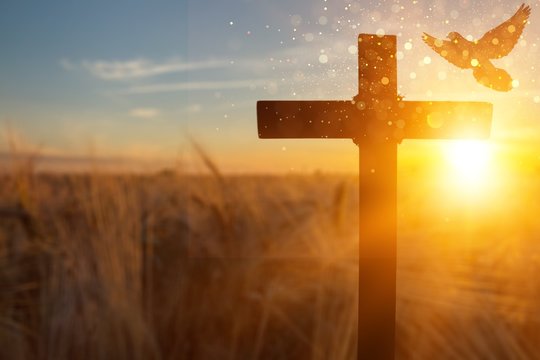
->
[0,154,539,359]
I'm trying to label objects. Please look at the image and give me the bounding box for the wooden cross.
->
[257,34,492,360]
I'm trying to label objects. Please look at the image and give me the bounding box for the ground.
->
[0,163,539,359]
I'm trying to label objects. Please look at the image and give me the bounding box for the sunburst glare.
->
[443,140,493,189]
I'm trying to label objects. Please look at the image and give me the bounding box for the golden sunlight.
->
[443,140,493,188]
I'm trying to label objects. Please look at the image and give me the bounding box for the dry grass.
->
[0,155,539,359]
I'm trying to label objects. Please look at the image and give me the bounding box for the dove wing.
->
[477,4,531,59]
[422,33,471,69]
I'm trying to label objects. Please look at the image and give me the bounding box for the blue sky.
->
[0,1,188,161]
[1,0,539,172]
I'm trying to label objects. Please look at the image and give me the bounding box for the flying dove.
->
[423,4,531,92]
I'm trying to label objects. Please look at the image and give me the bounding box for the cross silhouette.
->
[257,34,492,360]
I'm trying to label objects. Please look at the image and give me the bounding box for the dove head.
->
[447,32,463,42]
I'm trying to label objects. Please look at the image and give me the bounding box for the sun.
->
[443,140,493,189]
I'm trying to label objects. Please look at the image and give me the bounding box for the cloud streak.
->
[64,44,322,82]
[129,107,160,118]
[123,79,273,94]
[64,40,357,98]
[76,58,230,80]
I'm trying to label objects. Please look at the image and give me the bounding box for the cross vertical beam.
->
[356,34,398,360]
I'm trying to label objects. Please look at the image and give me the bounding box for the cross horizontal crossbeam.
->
[257,100,492,140]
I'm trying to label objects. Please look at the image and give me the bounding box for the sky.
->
[1,0,540,173]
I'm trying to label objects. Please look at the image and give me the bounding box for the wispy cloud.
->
[59,58,76,71]
[123,79,273,95]
[129,107,160,119]
[66,58,230,80]
[62,41,354,98]
[62,45,321,82]
[185,104,202,113]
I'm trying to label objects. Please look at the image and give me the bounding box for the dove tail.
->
[472,62,513,92]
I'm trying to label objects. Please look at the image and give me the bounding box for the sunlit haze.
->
[0,1,539,175]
